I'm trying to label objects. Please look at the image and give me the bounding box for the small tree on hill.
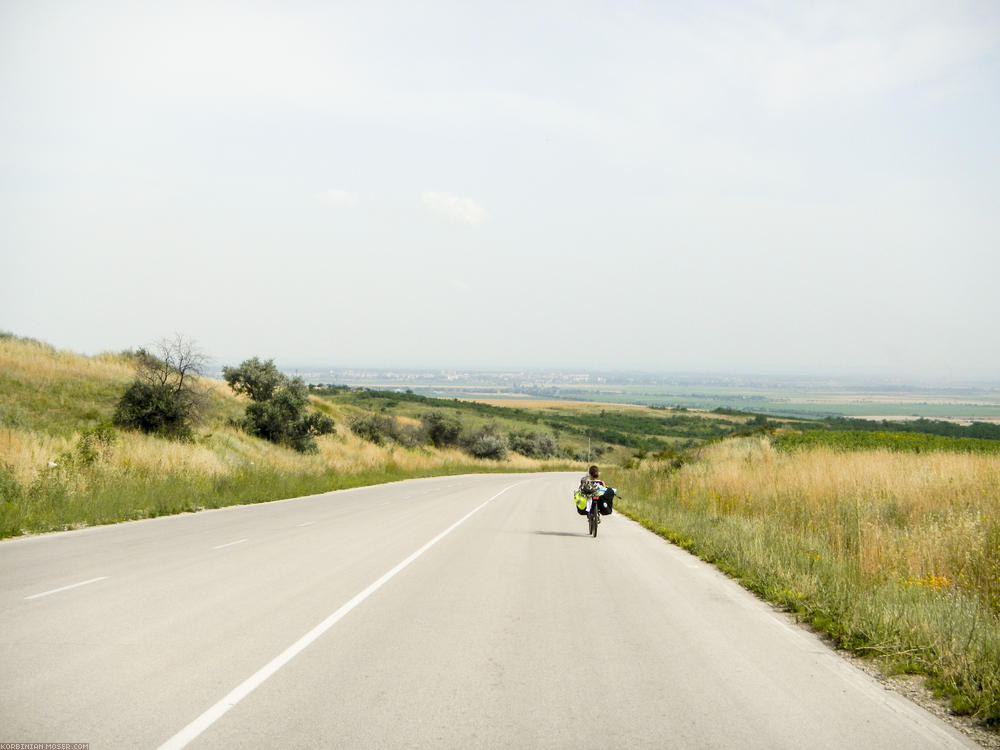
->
[221,357,285,402]
[114,334,207,439]
[224,358,335,453]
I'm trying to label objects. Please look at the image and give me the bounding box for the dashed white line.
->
[213,539,248,550]
[158,480,527,750]
[295,522,315,528]
[25,576,109,600]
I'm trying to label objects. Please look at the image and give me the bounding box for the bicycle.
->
[587,497,601,537]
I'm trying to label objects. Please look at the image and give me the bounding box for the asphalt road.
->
[0,473,980,749]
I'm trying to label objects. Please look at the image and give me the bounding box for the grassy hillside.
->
[0,334,575,537]
[0,335,135,436]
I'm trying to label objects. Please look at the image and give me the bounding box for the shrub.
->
[349,414,422,447]
[349,414,395,446]
[113,335,207,440]
[241,377,334,453]
[467,428,509,460]
[508,431,559,458]
[223,358,336,453]
[114,381,192,439]
[422,412,463,448]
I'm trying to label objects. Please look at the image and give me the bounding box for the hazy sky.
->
[2,1,998,378]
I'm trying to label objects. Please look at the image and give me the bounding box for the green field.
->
[511,384,1000,420]
[326,375,1000,422]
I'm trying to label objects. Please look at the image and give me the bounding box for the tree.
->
[222,357,285,402]
[114,334,207,439]
[224,359,335,453]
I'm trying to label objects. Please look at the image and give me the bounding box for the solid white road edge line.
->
[24,576,109,600]
[213,539,248,550]
[157,480,528,750]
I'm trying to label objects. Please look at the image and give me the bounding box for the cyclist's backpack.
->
[580,479,603,496]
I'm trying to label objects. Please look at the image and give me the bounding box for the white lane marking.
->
[158,480,527,750]
[295,522,315,528]
[25,576,109,601]
[213,539,248,550]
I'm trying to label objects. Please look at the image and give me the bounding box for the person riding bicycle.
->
[576,464,615,515]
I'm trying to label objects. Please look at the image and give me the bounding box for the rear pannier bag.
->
[598,489,615,515]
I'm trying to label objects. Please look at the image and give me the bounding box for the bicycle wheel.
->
[590,509,598,537]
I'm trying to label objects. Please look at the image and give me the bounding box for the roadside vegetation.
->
[0,334,577,537]
[615,436,1000,727]
[5,331,999,729]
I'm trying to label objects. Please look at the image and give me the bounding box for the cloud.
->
[420,192,487,226]
[317,189,360,208]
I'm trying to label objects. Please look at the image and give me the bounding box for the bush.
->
[113,335,207,440]
[422,412,463,448]
[508,431,559,458]
[114,381,192,439]
[349,414,423,448]
[285,411,337,453]
[223,358,336,453]
[349,414,395,446]
[241,377,334,453]
[467,428,509,460]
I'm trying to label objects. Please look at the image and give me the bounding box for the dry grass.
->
[618,436,1000,725]
[0,428,73,485]
[683,438,1000,592]
[115,432,231,478]
[0,336,133,384]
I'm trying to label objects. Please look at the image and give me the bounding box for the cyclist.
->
[578,464,615,515]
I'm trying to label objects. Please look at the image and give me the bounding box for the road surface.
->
[0,473,980,748]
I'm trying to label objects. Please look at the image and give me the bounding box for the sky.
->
[1,0,998,379]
